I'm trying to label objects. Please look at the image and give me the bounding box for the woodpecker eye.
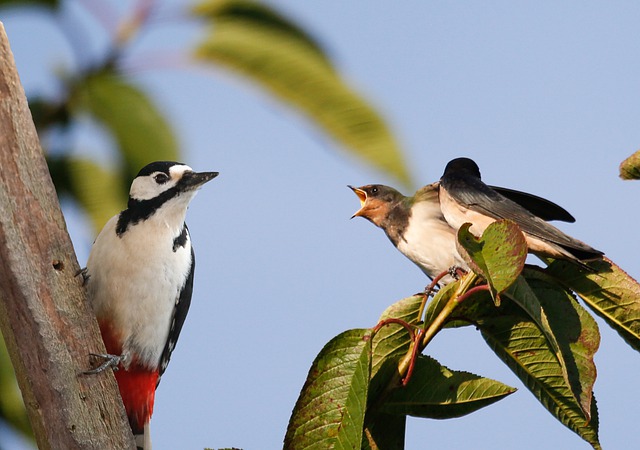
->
[154,173,169,184]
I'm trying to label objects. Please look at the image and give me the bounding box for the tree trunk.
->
[0,22,135,450]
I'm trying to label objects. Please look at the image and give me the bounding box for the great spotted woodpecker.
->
[84,161,217,449]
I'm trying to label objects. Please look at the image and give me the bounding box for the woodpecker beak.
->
[180,171,219,191]
[348,185,367,219]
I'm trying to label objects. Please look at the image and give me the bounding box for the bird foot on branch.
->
[84,353,126,374]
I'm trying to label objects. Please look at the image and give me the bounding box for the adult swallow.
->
[438,157,603,265]
[349,180,576,285]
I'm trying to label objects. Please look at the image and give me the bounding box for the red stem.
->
[402,329,425,386]
[456,284,491,303]
[371,318,415,341]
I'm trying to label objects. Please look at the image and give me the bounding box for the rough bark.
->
[0,22,135,450]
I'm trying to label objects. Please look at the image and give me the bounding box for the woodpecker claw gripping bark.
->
[84,353,125,374]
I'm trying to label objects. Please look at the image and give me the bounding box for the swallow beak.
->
[348,185,368,219]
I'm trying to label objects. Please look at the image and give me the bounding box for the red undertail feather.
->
[98,319,159,435]
[115,366,158,434]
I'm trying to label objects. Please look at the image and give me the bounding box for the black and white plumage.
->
[85,161,217,450]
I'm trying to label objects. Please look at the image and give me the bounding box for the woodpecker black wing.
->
[158,228,195,385]
[490,185,575,223]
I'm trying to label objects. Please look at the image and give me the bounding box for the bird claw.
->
[448,265,466,280]
[423,278,440,298]
[423,266,469,298]
[84,353,124,374]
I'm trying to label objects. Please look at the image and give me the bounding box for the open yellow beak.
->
[348,185,367,218]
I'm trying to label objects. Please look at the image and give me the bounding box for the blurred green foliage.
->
[620,150,640,180]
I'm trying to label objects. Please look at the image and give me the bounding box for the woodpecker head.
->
[129,161,218,202]
[117,161,218,235]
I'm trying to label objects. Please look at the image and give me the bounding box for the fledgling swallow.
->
[438,157,603,265]
[349,180,576,286]
[350,183,466,285]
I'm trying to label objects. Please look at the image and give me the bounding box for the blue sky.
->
[3,1,640,449]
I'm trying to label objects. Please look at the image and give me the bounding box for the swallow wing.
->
[490,185,575,223]
[448,178,601,258]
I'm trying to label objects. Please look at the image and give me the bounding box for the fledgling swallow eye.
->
[370,186,379,195]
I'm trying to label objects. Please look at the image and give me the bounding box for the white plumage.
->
[86,210,192,368]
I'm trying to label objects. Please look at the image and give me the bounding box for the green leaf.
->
[192,0,411,187]
[372,295,423,378]
[284,329,372,450]
[504,274,599,419]
[70,73,180,181]
[457,220,527,304]
[523,271,600,422]
[544,257,640,352]
[28,97,69,131]
[423,279,463,328]
[382,355,515,419]
[355,295,422,450]
[364,295,423,411]
[192,0,329,64]
[361,411,405,450]
[504,277,568,389]
[619,149,640,180]
[48,156,126,231]
[457,291,601,449]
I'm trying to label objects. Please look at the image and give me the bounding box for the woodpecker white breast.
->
[86,161,218,374]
